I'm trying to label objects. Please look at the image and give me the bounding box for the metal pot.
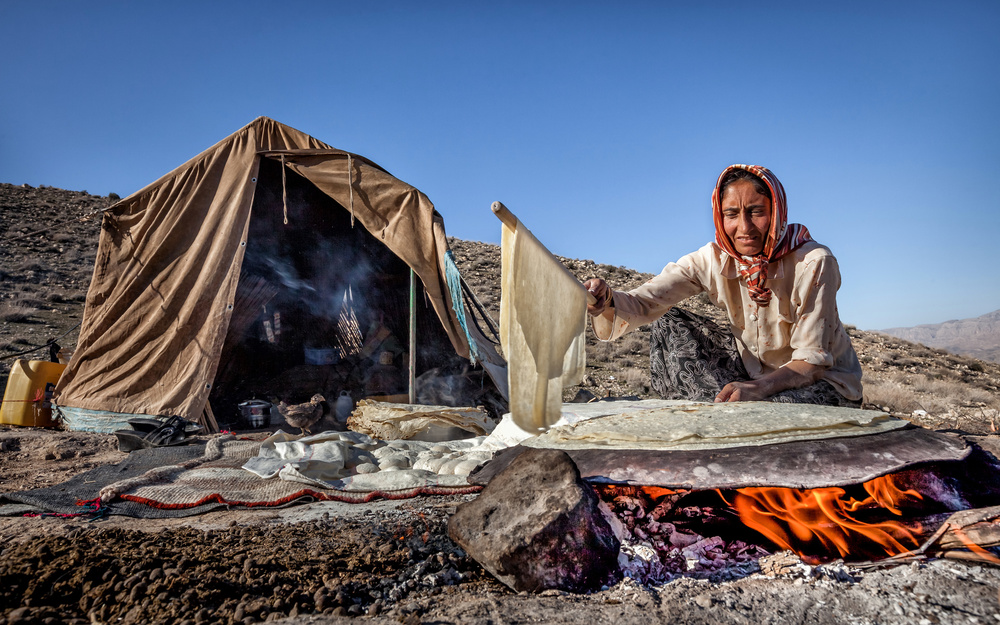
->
[238,400,272,429]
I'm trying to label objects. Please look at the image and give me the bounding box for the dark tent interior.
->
[209,158,501,427]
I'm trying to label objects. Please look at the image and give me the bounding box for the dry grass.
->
[10,293,46,308]
[0,303,38,323]
[15,260,44,273]
[620,367,649,392]
[864,370,999,417]
[45,290,67,303]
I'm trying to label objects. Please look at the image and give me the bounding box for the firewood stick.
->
[491,201,597,306]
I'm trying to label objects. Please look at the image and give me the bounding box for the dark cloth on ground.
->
[649,308,861,407]
[0,443,232,518]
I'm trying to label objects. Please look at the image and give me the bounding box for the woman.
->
[584,164,862,406]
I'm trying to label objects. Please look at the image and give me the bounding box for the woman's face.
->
[721,179,771,256]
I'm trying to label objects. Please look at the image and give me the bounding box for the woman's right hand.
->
[583,278,612,316]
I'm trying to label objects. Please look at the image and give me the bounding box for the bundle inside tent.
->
[52,117,508,432]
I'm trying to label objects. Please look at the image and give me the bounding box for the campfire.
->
[451,403,1000,594]
[595,458,1000,586]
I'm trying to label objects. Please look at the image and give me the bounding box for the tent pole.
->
[409,269,416,404]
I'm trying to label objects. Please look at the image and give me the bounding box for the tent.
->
[54,117,506,432]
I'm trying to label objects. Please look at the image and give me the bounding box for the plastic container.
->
[335,391,354,422]
[304,346,340,366]
[0,359,67,427]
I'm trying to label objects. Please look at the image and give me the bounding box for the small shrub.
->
[589,341,615,362]
[621,367,647,390]
[0,303,37,322]
[12,294,45,308]
[621,333,647,355]
[16,261,44,273]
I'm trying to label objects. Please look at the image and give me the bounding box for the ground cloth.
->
[95,432,488,511]
[0,444,227,518]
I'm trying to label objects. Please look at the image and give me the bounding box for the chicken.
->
[276,394,326,435]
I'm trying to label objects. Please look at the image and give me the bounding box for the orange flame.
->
[728,475,925,561]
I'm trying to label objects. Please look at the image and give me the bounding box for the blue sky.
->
[2,1,997,330]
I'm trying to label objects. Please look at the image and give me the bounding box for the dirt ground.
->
[2,426,1000,625]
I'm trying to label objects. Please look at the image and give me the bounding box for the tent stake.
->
[409,269,416,403]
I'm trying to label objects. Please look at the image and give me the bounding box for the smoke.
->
[256,239,378,325]
[262,256,316,293]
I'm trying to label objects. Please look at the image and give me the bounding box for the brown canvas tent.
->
[54,117,506,431]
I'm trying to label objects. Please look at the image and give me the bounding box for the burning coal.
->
[595,470,980,584]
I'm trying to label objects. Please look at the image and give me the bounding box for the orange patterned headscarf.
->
[712,164,812,306]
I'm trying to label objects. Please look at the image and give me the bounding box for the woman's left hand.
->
[715,360,826,402]
[715,380,768,402]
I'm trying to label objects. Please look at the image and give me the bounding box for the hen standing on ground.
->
[277,394,326,435]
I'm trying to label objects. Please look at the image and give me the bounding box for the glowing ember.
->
[727,475,925,562]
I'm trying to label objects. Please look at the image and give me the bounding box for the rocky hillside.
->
[0,183,105,378]
[2,183,999,434]
[882,310,1000,364]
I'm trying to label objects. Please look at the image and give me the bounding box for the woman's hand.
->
[715,380,768,402]
[715,360,825,402]
[583,278,612,316]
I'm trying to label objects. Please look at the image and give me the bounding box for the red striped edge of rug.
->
[119,485,483,509]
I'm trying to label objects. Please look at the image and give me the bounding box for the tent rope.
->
[281,154,289,225]
[0,321,82,361]
[444,250,479,365]
[460,277,501,346]
[347,154,355,227]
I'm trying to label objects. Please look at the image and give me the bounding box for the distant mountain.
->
[881,309,1000,363]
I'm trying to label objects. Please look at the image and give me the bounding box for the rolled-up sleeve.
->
[787,255,841,368]
[592,248,707,341]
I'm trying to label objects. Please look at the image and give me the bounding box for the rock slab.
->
[448,448,620,592]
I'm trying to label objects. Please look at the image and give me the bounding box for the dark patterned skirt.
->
[648,308,860,407]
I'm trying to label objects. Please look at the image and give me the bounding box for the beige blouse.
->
[592,241,863,401]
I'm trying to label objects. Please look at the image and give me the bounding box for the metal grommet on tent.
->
[251,177,256,183]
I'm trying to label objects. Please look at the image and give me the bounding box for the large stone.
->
[448,448,620,593]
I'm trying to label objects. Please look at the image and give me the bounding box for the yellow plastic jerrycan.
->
[0,359,67,427]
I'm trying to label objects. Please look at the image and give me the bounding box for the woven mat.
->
[100,435,481,513]
[0,443,229,518]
